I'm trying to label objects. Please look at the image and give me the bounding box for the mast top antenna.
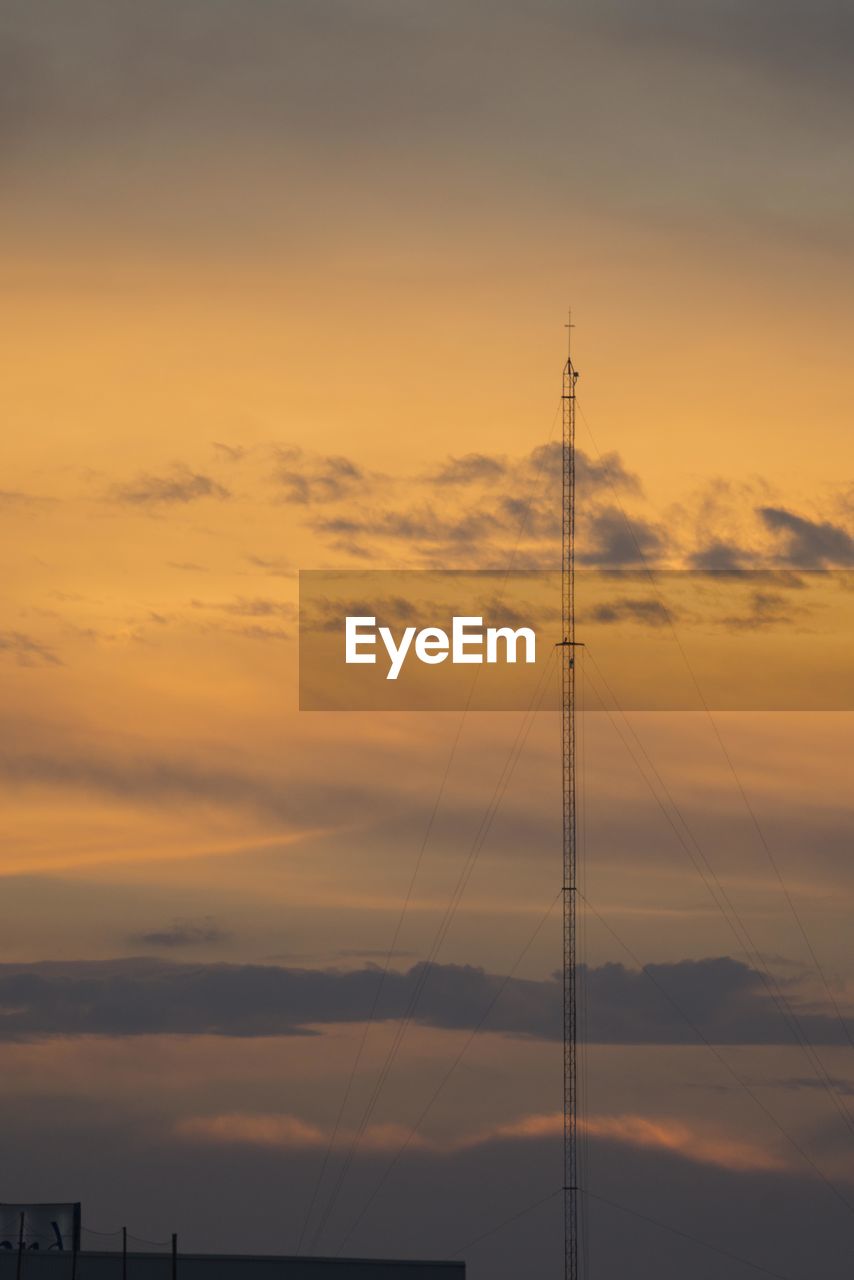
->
[565,308,575,363]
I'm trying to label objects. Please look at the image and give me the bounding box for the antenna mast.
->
[561,316,580,1280]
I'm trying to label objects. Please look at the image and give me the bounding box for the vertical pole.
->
[561,336,580,1280]
[122,1226,127,1280]
[15,1212,24,1280]
[72,1203,81,1278]
[171,1232,177,1280]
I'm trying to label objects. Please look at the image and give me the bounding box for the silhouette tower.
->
[560,321,581,1280]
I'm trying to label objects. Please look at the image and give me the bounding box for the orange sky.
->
[1,3,853,1275]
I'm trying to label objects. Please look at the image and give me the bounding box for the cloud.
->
[108,466,230,506]
[272,448,364,505]
[212,442,248,462]
[719,589,802,632]
[578,507,668,567]
[299,441,643,568]
[178,1112,432,1154]
[177,1106,786,1174]
[301,593,422,634]
[581,1113,787,1174]
[758,506,854,568]
[688,539,750,571]
[576,449,642,497]
[0,631,61,667]
[430,453,507,486]
[0,954,847,1045]
[591,0,854,86]
[179,1113,330,1149]
[130,917,230,949]
[337,949,418,960]
[674,477,852,574]
[309,506,503,566]
[586,597,672,627]
[763,1075,854,1096]
[245,554,292,577]
[275,441,840,575]
[522,442,641,496]
[224,625,289,642]
[313,508,498,546]
[188,596,296,641]
[0,743,377,829]
[0,489,37,506]
[490,1111,786,1174]
[191,596,296,619]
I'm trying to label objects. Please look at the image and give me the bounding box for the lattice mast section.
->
[561,340,580,1280]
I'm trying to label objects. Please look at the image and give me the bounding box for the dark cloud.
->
[310,508,501,561]
[302,593,418,634]
[273,449,364,506]
[586,597,672,628]
[245,554,292,577]
[688,539,749,572]
[496,494,560,542]
[0,954,846,1046]
[109,467,230,506]
[191,596,296,619]
[301,441,643,568]
[719,589,801,632]
[0,631,61,667]
[212,442,248,462]
[523,443,641,497]
[0,489,37,506]
[431,454,507,486]
[131,917,230,949]
[577,450,642,497]
[337,949,418,960]
[578,507,667,568]
[470,593,561,630]
[0,743,383,828]
[591,0,854,84]
[767,1075,854,1096]
[758,506,854,568]
[224,624,289,642]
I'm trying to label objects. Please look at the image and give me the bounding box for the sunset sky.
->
[2,2,854,1276]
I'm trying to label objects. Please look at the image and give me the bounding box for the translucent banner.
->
[299,570,854,711]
